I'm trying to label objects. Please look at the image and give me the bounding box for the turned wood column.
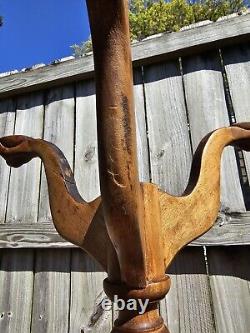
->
[86,0,146,287]
[86,1,170,332]
[104,276,171,333]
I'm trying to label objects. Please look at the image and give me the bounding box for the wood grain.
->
[69,249,112,333]
[133,68,150,182]
[0,249,34,333]
[0,133,107,268]
[144,60,192,195]
[191,212,250,245]
[38,85,75,223]
[182,51,245,212]
[159,124,250,270]
[1,213,250,248]
[73,81,112,332]
[87,0,146,289]
[0,55,94,100]
[207,246,250,333]
[31,249,71,333]
[75,80,100,202]
[0,99,15,223]
[132,14,250,66]
[31,87,74,332]
[0,223,74,248]
[5,92,44,224]
[161,247,215,333]
[0,98,41,333]
[222,43,250,181]
[0,15,249,99]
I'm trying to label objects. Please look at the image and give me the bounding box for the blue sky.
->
[0,0,90,73]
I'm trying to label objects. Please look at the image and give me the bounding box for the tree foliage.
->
[71,38,92,56]
[0,16,3,27]
[129,0,246,40]
[72,0,247,56]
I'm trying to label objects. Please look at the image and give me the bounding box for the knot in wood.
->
[157,149,165,159]
[84,146,95,162]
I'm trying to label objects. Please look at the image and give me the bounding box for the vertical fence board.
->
[31,249,71,333]
[6,93,44,224]
[144,60,192,196]
[144,60,196,328]
[0,249,34,333]
[33,86,74,331]
[75,81,100,202]
[69,250,112,333]
[133,68,150,182]
[0,100,16,223]
[74,81,112,331]
[161,247,215,333]
[182,51,245,212]
[207,246,250,333]
[38,85,75,222]
[222,43,250,181]
[0,94,42,332]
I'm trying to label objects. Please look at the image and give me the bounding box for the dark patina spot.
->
[121,95,132,155]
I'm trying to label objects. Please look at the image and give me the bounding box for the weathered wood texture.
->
[207,246,250,333]
[0,223,73,248]
[1,212,250,248]
[73,81,112,332]
[38,85,75,222]
[144,60,192,196]
[31,249,71,333]
[0,100,15,223]
[0,14,249,99]
[222,43,250,182]
[161,247,215,333]
[182,51,245,212]
[0,249,34,333]
[5,93,44,224]
[0,248,112,333]
[70,250,112,333]
[192,212,250,245]
[0,95,43,333]
[75,81,100,202]
[33,86,75,332]
[0,246,249,332]
[134,68,150,182]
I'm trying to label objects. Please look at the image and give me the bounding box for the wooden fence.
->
[0,14,249,333]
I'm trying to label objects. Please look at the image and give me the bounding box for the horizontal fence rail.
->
[0,14,249,99]
[0,212,250,248]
